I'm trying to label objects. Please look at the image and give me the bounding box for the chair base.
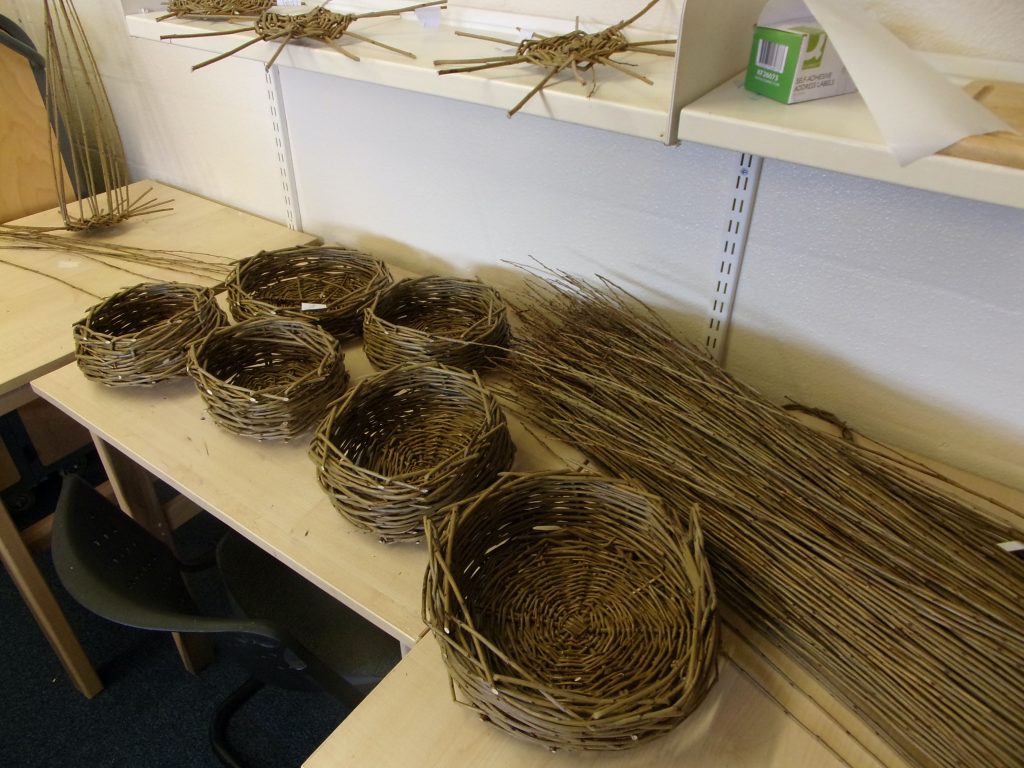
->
[209,676,266,768]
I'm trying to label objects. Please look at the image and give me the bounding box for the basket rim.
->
[229,244,390,311]
[310,362,504,479]
[75,281,217,342]
[187,315,345,398]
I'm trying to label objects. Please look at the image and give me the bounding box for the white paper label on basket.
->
[58,259,80,269]
[998,540,1024,558]
[301,302,328,311]
[270,2,305,14]
[415,6,441,28]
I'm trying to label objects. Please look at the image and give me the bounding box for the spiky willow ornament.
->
[434,0,675,117]
[160,1,447,71]
[157,0,274,22]
[43,0,170,230]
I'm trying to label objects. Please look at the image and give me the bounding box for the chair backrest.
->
[216,529,400,701]
[53,474,399,704]
[51,475,311,685]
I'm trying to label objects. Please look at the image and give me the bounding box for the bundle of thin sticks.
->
[44,0,168,230]
[0,226,233,290]
[500,268,1024,768]
[157,0,273,21]
[161,1,446,71]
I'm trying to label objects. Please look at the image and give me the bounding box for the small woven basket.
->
[73,282,226,386]
[424,472,719,751]
[226,245,392,341]
[308,363,515,542]
[187,316,349,440]
[362,276,511,371]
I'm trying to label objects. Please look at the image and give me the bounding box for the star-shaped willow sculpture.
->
[160,1,446,71]
[157,0,273,22]
[434,0,675,117]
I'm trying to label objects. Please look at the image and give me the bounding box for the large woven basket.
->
[226,245,392,341]
[423,472,719,751]
[187,316,349,440]
[362,276,511,371]
[73,282,226,386]
[308,363,515,542]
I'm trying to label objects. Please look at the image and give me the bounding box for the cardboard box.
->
[745,20,855,104]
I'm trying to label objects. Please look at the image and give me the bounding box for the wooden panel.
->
[0,42,70,222]
[0,438,20,491]
[940,80,1024,169]
[0,497,102,697]
[17,398,91,467]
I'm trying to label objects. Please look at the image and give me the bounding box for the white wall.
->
[277,65,730,333]
[5,0,1023,490]
[728,161,1024,487]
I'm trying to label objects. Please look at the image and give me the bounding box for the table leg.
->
[92,436,174,551]
[91,435,215,674]
[0,497,102,698]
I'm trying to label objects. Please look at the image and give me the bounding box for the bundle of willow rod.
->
[309,363,514,543]
[435,0,674,117]
[43,0,168,230]
[162,1,446,71]
[0,226,234,284]
[362,276,511,371]
[500,270,1024,768]
[187,317,348,440]
[227,245,392,341]
[73,282,226,386]
[423,472,718,750]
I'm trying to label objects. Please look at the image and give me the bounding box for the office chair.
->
[51,473,402,767]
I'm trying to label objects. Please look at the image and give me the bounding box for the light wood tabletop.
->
[304,631,852,768]
[0,180,314,697]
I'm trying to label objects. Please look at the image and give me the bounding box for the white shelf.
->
[678,55,1024,211]
[126,10,682,141]
[126,7,1024,209]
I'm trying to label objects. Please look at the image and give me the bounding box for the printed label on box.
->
[744,20,855,104]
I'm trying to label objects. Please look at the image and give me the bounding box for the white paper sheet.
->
[768,0,1011,165]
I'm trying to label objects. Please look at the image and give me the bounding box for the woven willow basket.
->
[362,276,511,371]
[226,245,392,341]
[73,282,226,386]
[187,316,349,440]
[308,363,515,542]
[424,472,719,751]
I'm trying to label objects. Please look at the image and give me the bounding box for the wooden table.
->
[0,180,314,696]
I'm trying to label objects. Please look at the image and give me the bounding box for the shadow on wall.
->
[725,319,1024,495]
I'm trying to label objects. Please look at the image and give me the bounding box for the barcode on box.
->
[756,39,787,73]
